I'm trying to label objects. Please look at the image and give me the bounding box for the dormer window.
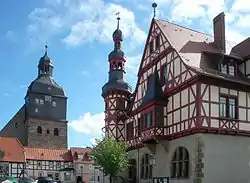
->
[219,63,236,76]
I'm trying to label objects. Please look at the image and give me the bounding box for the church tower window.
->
[40,99,44,105]
[37,126,42,134]
[54,128,59,136]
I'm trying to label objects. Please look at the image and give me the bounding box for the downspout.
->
[137,148,140,183]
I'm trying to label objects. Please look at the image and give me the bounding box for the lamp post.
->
[149,155,156,181]
[149,155,156,166]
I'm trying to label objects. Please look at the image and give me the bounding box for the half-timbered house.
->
[102,6,250,183]
[24,147,73,182]
[0,137,25,178]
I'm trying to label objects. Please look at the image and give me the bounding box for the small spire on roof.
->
[45,41,48,55]
[115,12,120,29]
[152,2,158,18]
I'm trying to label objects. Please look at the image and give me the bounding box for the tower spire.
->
[115,12,120,29]
[152,2,158,18]
[45,42,48,55]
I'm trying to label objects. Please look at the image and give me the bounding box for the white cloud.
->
[27,0,146,48]
[68,112,104,135]
[170,0,226,23]
[231,0,250,13]
[5,31,17,42]
[126,54,142,75]
[226,28,247,44]
[89,137,98,146]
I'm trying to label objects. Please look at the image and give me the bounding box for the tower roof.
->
[39,44,53,67]
[112,15,123,41]
[140,69,165,107]
[26,44,65,97]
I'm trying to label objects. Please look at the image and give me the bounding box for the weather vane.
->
[115,12,120,29]
[152,2,158,18]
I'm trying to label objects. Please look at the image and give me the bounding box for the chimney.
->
[213,12,226,52]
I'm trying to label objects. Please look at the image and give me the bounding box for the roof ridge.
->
[24,146,68,150]
[156,18,237,45]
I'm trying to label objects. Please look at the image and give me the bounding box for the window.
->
[45,95,52,102]
[144,112,153,129]
[220,95,237,119]
[149,41,154,54]
[14,122,17,128]
[52,101,56,107]
[35,108,39,113]
[117,99,125,110]
[89,164,93,169]
[160,64,167,85]
[219,64,236,76]
[37,126,42,134]
[35,98,39,104]
[155,35,160,49]
[40,99,44,105]
[46,129,50,134]
[171,147,189,178]
[140,154,152,179]
[64,173,71,181]
[54,128,59,136]
[126,122,134,139]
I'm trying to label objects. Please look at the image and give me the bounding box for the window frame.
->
[155,35,160,49]
[219,94,238,119]
[37,126,42,134]
[149,41,154,54]
[126,122,134,139]
[140,154,153,179]
[219,63,237,76]
[171,147,189,179]
[160,64,167,86]
[54,128,59,136]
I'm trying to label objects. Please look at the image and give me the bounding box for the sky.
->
[0,0,250,148]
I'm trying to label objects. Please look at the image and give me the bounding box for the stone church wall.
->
[0,105,27,145]
[27,118,67,148]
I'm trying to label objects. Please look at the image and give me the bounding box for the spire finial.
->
[115,12,120,29]
[45,41,48,55]
[152,2,158,18]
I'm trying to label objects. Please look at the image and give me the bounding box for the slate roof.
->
[141,69,165,107]
[154,18,250,85]
[0,137,25,163]
[24,147,72,161]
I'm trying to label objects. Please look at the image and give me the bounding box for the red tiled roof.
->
[24,147,72,162]
[70,147,93,163]
[0,137,25,163]
[155,19,236,69]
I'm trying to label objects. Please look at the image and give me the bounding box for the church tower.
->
[24,45,68,148]
[102,15,132,141]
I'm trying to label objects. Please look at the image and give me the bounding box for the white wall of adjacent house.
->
[239,59,250,78]
[127,133,250,183]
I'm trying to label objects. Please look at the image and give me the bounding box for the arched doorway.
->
[128,159,137,183]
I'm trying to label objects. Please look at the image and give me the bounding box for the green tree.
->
[91,137,128,183]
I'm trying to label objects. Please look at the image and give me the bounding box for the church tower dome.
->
[102,14,132,141]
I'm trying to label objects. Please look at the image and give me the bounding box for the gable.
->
[130,19,196,112]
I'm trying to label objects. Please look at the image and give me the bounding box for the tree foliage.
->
[90,137,128,178]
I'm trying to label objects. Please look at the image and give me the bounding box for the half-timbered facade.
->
[0,137,25,178]
[102,8,250,183]
[24,147,73,181]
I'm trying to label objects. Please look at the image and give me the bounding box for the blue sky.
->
[0,0,249,147]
